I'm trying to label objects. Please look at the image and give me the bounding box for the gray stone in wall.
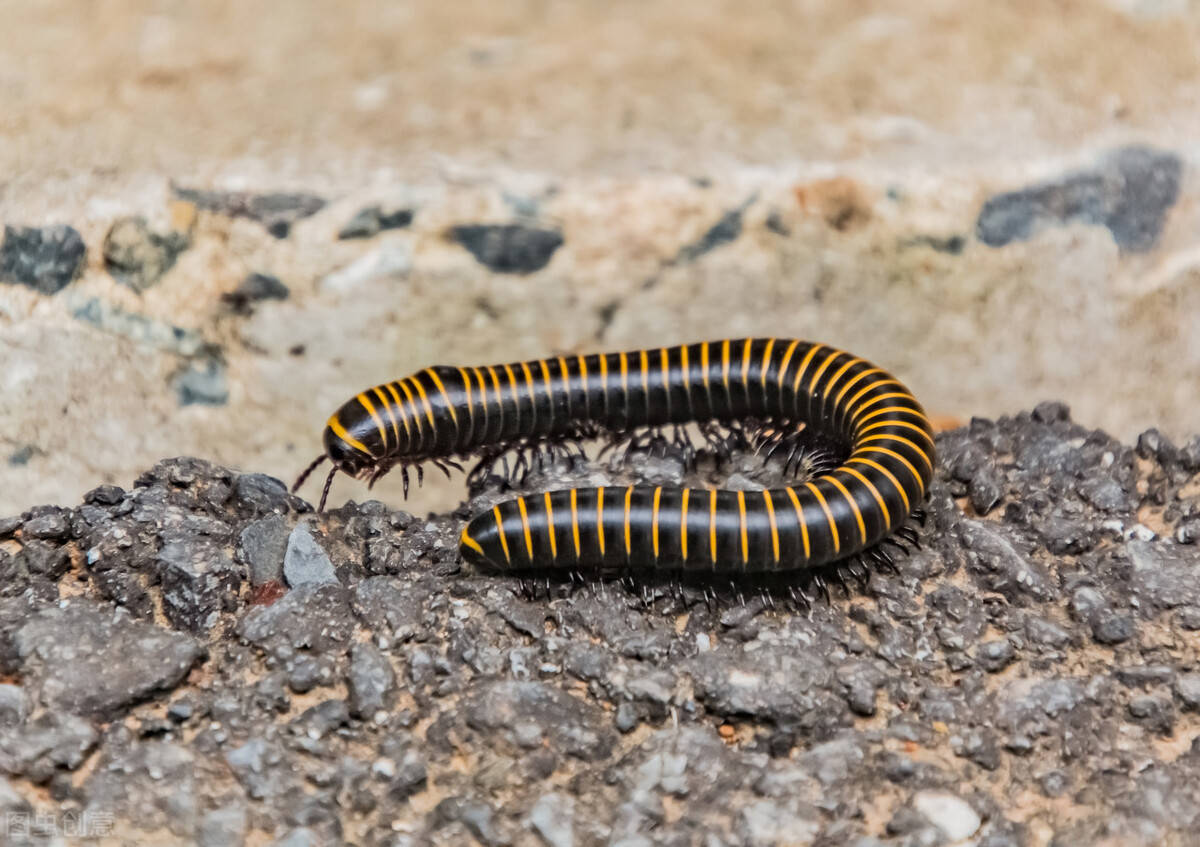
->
[449,223,563,273]
[976,145,1182,252]
[0,224,86,294]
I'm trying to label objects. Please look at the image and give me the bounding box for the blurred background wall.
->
[1,0,1198,515]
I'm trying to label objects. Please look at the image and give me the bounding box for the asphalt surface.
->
[1,405,1199,845]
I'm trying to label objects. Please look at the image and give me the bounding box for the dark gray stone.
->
[239,514,290,585]
[0,224,86,294]
[14,602,202,719]
[976,146,1181,252]
[674,206,744,263]
[283,524,338,587]
[449,223,563,273]
[1091,611,1136,645]
[222,272,289,313]
[157,539,241,632]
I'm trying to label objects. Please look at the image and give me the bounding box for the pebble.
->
[283,524,338,587]
[338,205,414,239]
[528,793,575,847]
[449,223,563,274]
[0,224,86,294]
[911,790,982,841]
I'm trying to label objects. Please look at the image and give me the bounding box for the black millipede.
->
[293,338,936,577]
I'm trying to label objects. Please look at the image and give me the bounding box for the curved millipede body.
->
[298,339,935,574]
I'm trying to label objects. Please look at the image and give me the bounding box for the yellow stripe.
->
[384,383,412,443]
[859,419,936,446]
[493,506,511,564]
[777,339,800,386]
[397,380,423,449]
[327,415,371,456]
[597,354,609,419]
[457,367,475,443]
[543,491,557,560]
[486,365,505,420]
[659,348,670,412]
[759,338,776,391]
[680,488,690,561]
[823,357,862,399]
[806,481,839,556]
[597,486,606,555]
[856,446,923,489]
[856,404,926,426]
[460,528,484,556]
[517,497,534,561]
[680,345,690,392]
[843,467,891,529]
[618,351,629,400]
[503,364,522,432]
[828,476,866,545]
[651,486,662,560]
[785,486,810,559]
[858,434,934,472]
[577,355,589,417]
[848,458,910,512]
[570,489,581,558]
[845,382,905,419]
[792,343,825,392]
[624,486,634,558]
[425,368,458,429]
[639,349,650,410]
[520,361,537,431]
[709,489,719,564]
[356,392,389,447]
[700,342,712,408]
[737,489,749,566]
[740,338,753,394]
[721,339,732,392]
[472,367,489,436]
[763,490,780,563]
[557,356,572,418]
[372,386,400,449]
[807,349,840,393]
[410,377,437,432]
[547,358,563,430]
[833,367,882,412]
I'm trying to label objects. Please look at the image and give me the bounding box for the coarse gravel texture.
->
[1,406,1199,846]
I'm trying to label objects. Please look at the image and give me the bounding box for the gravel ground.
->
[1,405,1199,846]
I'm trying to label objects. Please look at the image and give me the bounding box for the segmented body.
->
[307,338,935,574]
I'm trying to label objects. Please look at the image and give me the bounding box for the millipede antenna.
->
[292,454,327,494]
[318,465,337,513]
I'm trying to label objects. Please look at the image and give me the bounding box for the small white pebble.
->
[695,633,711,652]
[1126,524,1156,542]
[1101,519,1125,536]
[372,758,396,779]
[912,790,981,841]
[1102,451,1115,468]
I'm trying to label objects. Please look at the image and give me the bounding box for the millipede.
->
[294,338,935,585]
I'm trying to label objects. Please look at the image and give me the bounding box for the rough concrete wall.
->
[2,0,1199,514]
